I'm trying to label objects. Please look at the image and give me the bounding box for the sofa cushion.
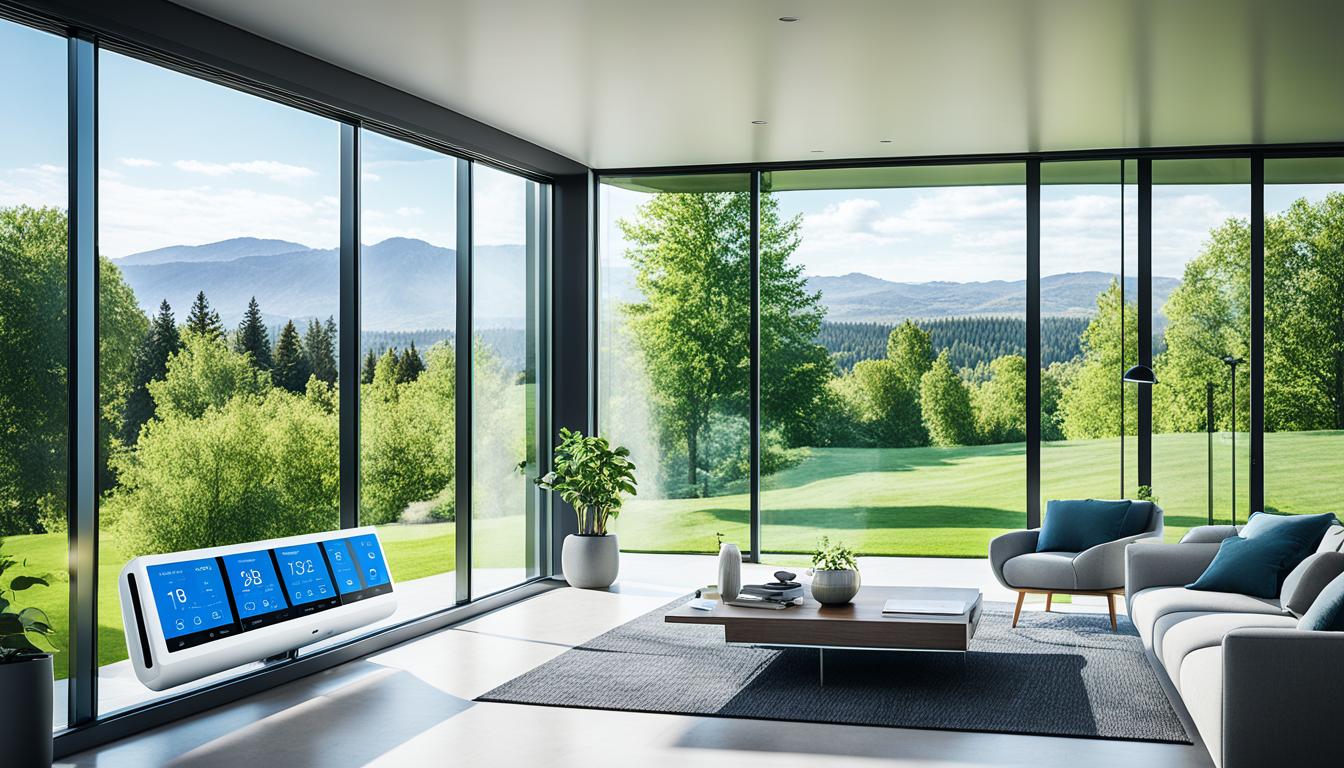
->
[1129,586,1283,645]
[1002,551,1077,590]
[1120,500,1154,538]
[1161,612,1298,689]
[1037,499,1133,553]
[1299,571,1344,631]
[1316,523,1344,554]
[1240,511,1339,574]
[1281,551,1344,617]
[1179,646,1224,768]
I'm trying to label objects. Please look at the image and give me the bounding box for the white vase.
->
[561,534,619,589]
[810,568,861,605]
[718,543,742,600]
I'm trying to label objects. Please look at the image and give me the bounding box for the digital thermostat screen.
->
[146,558,234,640]
[322,539,363,595]
[221,550,286,619]
[274,543,336,605]
[347,534,391,588]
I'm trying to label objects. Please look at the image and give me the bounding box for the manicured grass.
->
[2,516,526,680]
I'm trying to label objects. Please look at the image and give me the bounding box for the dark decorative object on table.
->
[0,539,56,768]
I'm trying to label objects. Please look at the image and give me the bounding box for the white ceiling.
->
[171,0,1344,170]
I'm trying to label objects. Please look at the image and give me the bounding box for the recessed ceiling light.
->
[879,139,893,144]
[810,149,824,153]
[751,120,768,125]
[779,16,800,23]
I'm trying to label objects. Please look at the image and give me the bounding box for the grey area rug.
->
[478,596,1190,744]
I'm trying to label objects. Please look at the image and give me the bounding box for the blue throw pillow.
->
[1118,500,1153,538]
[1037,499,1133,553]
[1188,535,1307,598]
[1299,572,1344,631]
[1240,512,1338,575]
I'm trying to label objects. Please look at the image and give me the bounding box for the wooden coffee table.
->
[665,586,982,684]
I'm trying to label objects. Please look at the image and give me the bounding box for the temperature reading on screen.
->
[165,588,188,607]
[288,559,316,577]
[241,569,263,587]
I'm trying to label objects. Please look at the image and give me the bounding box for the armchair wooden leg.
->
[1012,591,1025,628]
[1044,593,1053,612]
[1106,592,1117,632]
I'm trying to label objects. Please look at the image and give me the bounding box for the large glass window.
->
[359,130,457,622]
[761,165,1026,558]
[471,165,546,597]
[0,18,69,730]
[1039,161,1138,518]
[96,50,341,714]
[1263,158,1344,518]
[597,174,752,554]
[1151,159,1251,539]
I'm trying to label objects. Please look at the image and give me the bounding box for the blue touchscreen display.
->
[273,543,336,605]
[221,550,286,619]
[347,534,391,587]
[146,558,234,640]
[322,539,363,594]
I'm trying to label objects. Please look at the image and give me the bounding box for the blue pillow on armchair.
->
[1037,499,1133,553]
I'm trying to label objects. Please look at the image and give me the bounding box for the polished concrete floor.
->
[63,556,1214,768]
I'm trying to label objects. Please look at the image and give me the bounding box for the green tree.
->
[233,296,272,369]
[361,348,378,385]
[887,320,934,389]
[974,354,1027,444]
[398,341,425,383]
[1059,281,1138,439]
[920,350,977,447]
[833,359,925,447]
[620,190,826,485]
[122,300,183,445]
[304,316,338,384]
[185,290,224,341]
[272,320,310,393]
[148,331,270,421]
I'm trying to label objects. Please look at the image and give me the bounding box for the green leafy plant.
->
[0,539,56,664]
[811,536,859,571]
[535,427,637,536]
[1136,485,1158,504]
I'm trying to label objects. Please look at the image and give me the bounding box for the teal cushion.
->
[1118,501,1153,538]
[1037,499,1133,553]
[1299,572,1344,631]
[1188,535,1306,598]
[1240,512,1338,576]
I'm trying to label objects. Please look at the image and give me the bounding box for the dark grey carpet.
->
[478,596,1190,744]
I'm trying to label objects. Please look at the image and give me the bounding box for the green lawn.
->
[1,516,528,680]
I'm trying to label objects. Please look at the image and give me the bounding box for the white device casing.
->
[118,526,397,691]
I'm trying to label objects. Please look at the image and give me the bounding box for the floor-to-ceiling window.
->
[359,130,457,620]
[0,17,70,730]
[471,164,546,596]
[597,174,752,554]
[1151,159,1251,538]
[1263,158,1344,518]
[1039,161,1138,517]
[760,165,1026,558]
[96,49,342,713]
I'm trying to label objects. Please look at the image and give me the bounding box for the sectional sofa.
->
[1125,523,1344,768]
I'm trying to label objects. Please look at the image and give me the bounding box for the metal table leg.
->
[819,647,824,686]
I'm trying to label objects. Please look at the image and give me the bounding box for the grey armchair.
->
[989,500,1163,630]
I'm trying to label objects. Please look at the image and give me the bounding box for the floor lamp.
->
[1122,364,1158,499]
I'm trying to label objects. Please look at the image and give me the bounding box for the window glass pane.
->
[1151,159,1251,539]
[0,18,69,731]
[1263,159,1344,519]
[760,165,1026,559]
[359,130,457,625]
[471,165,544,597]
[597,174,752,555]
[1040,160,1138,520]
[96,50,341,714]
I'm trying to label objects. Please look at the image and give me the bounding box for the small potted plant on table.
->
[536,427,637,589]
[810,537,861,605]
[1,539,57,767]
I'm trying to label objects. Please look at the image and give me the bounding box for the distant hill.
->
[115,237,527,331]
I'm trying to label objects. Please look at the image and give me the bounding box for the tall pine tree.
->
[361,349,378,384]
[398,342,425,383]
[185,290,224,340]
[121,299,183,444]
[304,316,338,384]
[272,320,310,393]
[233,296,272,369]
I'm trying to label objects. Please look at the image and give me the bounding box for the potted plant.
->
[536,427,637,589]
[0,539,57,767]
[809,537,861,605]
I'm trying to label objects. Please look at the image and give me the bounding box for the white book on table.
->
[882,598,971,616]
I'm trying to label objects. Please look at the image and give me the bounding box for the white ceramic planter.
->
[561,534,619,589]
[810,568,861,605]
[718,543,742,600]
[0,654,53,767]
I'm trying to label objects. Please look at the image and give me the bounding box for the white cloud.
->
[362,171,381,183]
[1151,192,1243,277]
[471,166,528,245]
[173,159,317,183]
[118,157,160,168]
[0,164,67,209]
[396,206,424,217]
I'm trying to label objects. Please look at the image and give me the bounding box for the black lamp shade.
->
[1122,364,1158,384]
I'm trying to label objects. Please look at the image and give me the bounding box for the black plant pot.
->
[0,655,54,768]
